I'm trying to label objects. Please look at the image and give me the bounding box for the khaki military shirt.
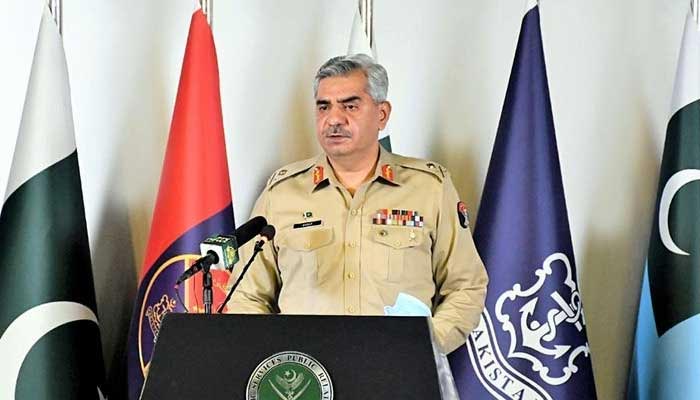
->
[228,147,488,353]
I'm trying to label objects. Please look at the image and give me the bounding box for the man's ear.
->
[378,101,392,130]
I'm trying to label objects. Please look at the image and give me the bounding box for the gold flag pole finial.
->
[48,0,62,34]
[201,0,213,28]
[358,0,373,49]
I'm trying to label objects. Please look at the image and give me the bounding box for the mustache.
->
[323,126,352,137]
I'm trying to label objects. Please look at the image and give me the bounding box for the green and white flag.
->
[0,6,105,400]
[627,8,700,400]
[347,5,392,152]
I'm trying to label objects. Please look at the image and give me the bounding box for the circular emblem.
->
[246,351,333,400]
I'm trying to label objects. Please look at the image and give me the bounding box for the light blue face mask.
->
[384,292,432,317]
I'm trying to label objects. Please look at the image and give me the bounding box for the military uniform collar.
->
[310,145,401,193]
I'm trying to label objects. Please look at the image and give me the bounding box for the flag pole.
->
[48,0,62,35]
[358,0,373,48]
[198,0,214,314]
[200,0,213,28]
[693,0,700,29]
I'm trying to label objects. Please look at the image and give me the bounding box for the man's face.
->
[315,70,391,159]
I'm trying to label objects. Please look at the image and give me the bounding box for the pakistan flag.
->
[0,6,105,400]
[627,9,700,400]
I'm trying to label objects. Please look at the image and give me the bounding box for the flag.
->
[627,9,700,400]
[347,5,392,152]
[0,6,105,400]
[126,8,235,399]
[448,1,597,398]
[348,6,376,59]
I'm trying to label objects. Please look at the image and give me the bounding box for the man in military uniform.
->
[228,54,487,354]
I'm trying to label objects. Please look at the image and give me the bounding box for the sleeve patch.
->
[457,201,470,229]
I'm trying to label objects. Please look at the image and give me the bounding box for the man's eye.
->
[317,105,328,112]
[345,104,357,110]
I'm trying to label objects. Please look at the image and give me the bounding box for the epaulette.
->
[396,156,447,182]
[265,157,316,190]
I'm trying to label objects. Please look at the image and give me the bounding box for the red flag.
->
[127,9,235,399]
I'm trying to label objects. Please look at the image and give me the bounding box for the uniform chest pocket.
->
[370,226,430,283]
[279,227,335,284]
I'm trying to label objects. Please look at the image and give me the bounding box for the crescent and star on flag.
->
[659,169,700,256]
[0,301,106,399]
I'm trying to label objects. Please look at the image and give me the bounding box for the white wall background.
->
[0,0,684,398]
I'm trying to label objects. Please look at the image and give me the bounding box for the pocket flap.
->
[371,226,424,249]
[285,227,334,251]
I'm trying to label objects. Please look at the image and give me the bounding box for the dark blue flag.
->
[448,2,597,399]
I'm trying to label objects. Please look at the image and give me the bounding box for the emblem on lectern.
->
[246,351,333,400]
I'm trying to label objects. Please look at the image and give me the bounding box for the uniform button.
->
[379,229,388,237]
[395,240,401,247]
[350,209,358,216]
[305,242,311,249]
[346,272,355,279]
[347,306,356,314]
[348,241,357,248]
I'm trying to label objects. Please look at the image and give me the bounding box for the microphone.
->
[248,224,276,254]
[232,216,268,247]
[258,225,276,244]
[175,251,219,285]
[199,235,239,271]
[175,216,268,285]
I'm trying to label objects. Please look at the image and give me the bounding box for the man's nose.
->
[327,106,348,125]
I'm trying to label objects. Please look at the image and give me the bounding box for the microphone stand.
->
[217,239,265,313]
[202,262,213,314]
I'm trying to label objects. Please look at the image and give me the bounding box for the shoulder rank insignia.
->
[266,171,278,186]
[381,164,394,182]
[266,158,317,189]
[313,166,324,185]
[457,201,470,229]
[395,157,444,182]
[427,162,446,178]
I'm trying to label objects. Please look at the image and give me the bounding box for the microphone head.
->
[234,216,268,246]
[261,225,276,241]
[200,235,239,271]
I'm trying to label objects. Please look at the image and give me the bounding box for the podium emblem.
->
[247,351,333,400]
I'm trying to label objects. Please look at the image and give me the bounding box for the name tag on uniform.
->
[293,220,322,229]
